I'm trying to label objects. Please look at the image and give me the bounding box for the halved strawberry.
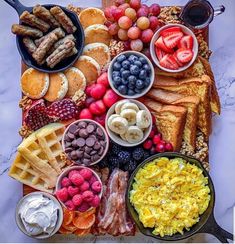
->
[160,26,181,37]
[155,36,173,53]
[173,52,184,67]
[155,47,166,61]
[176,48,194,63]
[163,32,184,49]
[159,54,179,70]
[178,35,193,49]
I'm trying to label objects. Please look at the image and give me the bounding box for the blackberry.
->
[118,151,131,164]
[111,143,123,156]
[143,150,150,160]
[123,160,137,173]
[98,156,108,168]
[109,156,120,168]
[132,147,145,161]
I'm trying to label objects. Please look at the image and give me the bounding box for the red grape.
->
[136,7,149,18]
[112,7,125,21]
[118,28,128,41]
[118,3,130,11]
[149,3,161,17]
[129,0,141,10]
[118,16,132,29]
[130,39,143,51]
[137,16,150,30]
[149,16,159,31]
[123,40,131,50]
[104,6,117,21]
[125,7,137,21]
[104,20,112,28]
[108,23,119,35]
[127,26,141,39]
[115,0,125,6]
[141,28,154,43]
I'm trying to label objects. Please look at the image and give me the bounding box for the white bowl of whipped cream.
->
[15,192,63,239]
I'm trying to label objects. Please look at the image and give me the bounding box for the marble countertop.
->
[0,0,234,242]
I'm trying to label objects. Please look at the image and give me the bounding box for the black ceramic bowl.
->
[5,0,84,73]
[126,152,233,243]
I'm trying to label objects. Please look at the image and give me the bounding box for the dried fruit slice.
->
[62,208,75,226]
[76,207,96,218]
[73,213,95,229]
[74,227,91,236]
[59,226,73,234]
[62,223,78,232]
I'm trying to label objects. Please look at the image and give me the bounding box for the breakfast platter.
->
[5,0,233,242]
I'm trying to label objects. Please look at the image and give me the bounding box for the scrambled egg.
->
[129,157,210,237]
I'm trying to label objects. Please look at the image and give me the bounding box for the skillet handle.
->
[3,0,27,15]
[198,214,233,243]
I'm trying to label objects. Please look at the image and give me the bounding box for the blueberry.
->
[143,63,151,73]
[117,54,126,63]
[121,70,130,79]
[112,71,120,78]
[134,88,142,94]
[139,70,147,80]
[134,60,142,68]
[128,75,137,86]
[118,85,127,95]
[113,76,122,86]
[122,60,130,69]
[113,62,121,71]
[139,56,147,64]
[130,65,140,76]
[145,77,151,87]
[128,89,135,96]
[128,82,135,89]
[136,79,145,89]
[120,67,125,73]
[121,78,129,85]
[128,55,138,64]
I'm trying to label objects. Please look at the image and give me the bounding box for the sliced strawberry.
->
[155,47,166,61]
[160,26,181,37]
[178,35,193,49]
[176,48,194,63]
[155,36,173,53]
[163,32,184,49]
[173,52,184,67]
[159,54,179,70]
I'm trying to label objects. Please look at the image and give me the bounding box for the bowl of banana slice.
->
[106,99,152,147]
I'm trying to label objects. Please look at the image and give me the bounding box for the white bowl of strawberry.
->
[150,24,198,72]
[55,166,102,212]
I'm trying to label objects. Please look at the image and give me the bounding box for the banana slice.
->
[115,100,130,114]
[121,102,139,113]
[125,126,144,143]
[120,132,127,141]
[107,114,120,128]
[109,116,128,134]
[120,109,137,125]
[136,110,151,129]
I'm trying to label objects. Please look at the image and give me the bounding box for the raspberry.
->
[67,186,79,197]
[55,187,68,202]
[90,195,101,208]
[72,194,83,206]
[70,173,84,186]
[89,175,97,185]
[61,177,72,187]
[80,181,90,192]
[82,190,94,202]
[77,202,90,212]
[79,168,93,180]
[64,200,75,211]
[68,170,79,180]
[91,181,102,193]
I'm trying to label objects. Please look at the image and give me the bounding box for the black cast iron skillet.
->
[126,152,233,243]
[3,0,84,73]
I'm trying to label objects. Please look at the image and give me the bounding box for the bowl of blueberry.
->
[108,51,154,98]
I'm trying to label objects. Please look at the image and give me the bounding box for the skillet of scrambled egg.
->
[129,157,210,237]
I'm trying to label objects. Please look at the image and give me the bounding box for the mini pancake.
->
[83,43,111,69]
[84,24,111,46]
[44,72,68,102]
[79,8,106,29]
[73,55,100,86]
[21,68,49,99]
[64,67,86,97]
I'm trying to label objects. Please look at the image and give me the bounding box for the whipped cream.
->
[18,193,59,236]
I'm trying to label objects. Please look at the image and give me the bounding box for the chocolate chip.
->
[89,134,97,140]
[85,146,92,153]
[98,147,104,156]
[93,141,101,150]
[74,128,80,136]
[90,150,97,155]
[65,134,72,142]
[87,124,95,133]
[65,141,71,147]
[83,158,90,165]
[65,147,73,153]
[86,137,95,147]
[94,154,100,161]
[79,129,88,138]
[100,140,106,147]
[67,132,75,140]
[76,150,83,159]
[76,138,85,147]
[78,121,87,128]
[84,152,91,159]
[96,127,104,137]
[72,139,77,147]
[70,151,78,160]
[69,124,77,133]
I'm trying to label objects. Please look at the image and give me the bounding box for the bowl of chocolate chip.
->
[62,119,109,166]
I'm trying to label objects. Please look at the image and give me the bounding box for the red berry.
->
[80,181,90,192]
[85,84,96,96]
[97,72,109,88]
[82,190,94,202]
[56,187,68,202]
[123,40,131,50]
[94,114,106,127]
[90,195,101,208]
[155,143,165,152]
[150,146,156,154]
[160,140,166,145]
[67,186,79,197]
[89,100,106,115]
[143,139,153,150]
[153,134,162,144]
[61,177,72,187]
[90,84,107,100]
[102,89,120,108]
[91,181,102,193]
[72,194,83,206]
[85,97,96,107]
[64,200,75,210]
[79,108,93,120]
[79,168,93,180]
[68,170,79,180]
[148,130,155,139]
[89,175,97,185]
[165,142,173,151]
[70,173,85,186]
[152,125,158,133]
[77,202,90,212]
[104,6,116,21]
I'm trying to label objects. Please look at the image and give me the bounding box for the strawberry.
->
[155,36,173,53]
[178,35,193,50]
[159,54,179,70]
[176,48,193,63]
[163,31,184,49]
[173,52,184,67]
[155,47,166,61]
[160,26,181,37]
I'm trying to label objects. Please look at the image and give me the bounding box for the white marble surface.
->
[0,0,234,242]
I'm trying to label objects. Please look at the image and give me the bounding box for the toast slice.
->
[155,57,221,114]
[153,75,212,139]
[147,89,200,151]
[143,98,187,151]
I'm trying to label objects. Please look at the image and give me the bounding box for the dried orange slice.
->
[73,213,95,229]
[62,208,75,226]
[76,208,96,218]
[59,226,73,234]
[74,227,91,236]
[62,223,78,232]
